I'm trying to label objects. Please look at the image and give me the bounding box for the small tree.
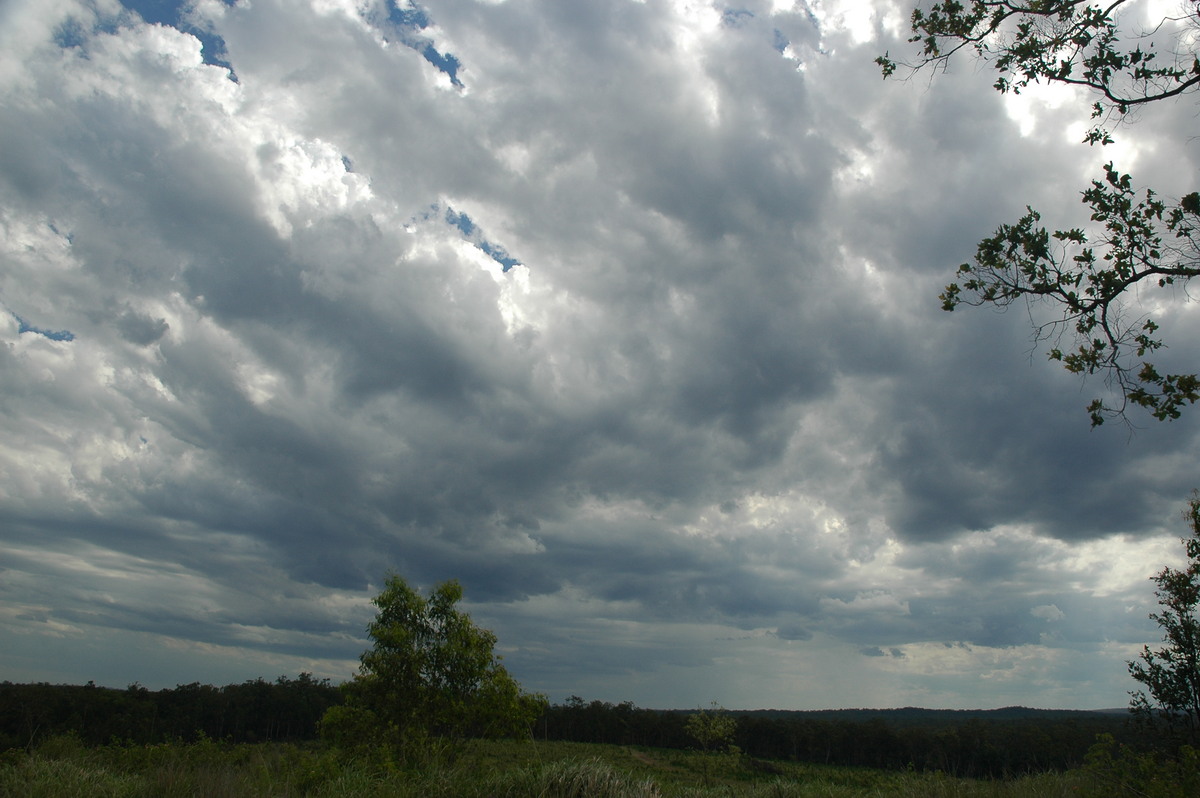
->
[322,573,545,763]
[685,702,739,786]
[1129,496,1200,745]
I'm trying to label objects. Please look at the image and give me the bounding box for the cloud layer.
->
[2,0,1197,710]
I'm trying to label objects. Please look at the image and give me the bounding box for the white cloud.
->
[1031,604,1065,622]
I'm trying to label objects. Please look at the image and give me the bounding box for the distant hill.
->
[712,706,1130,726]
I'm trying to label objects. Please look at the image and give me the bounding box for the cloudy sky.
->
[2,0,1198,711]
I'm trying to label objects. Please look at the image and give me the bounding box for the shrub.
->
[1082,733,1200,797]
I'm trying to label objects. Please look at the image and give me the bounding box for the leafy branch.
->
[941,165,1200,424]
[878,1,1200,114]
[881,1,1200,424]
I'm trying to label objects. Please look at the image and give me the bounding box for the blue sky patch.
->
[52,17,89,49]
[380,1,465,88]
[444,207,521,272]
[119,0,189,27]
[772,29,790,54]
[387,1,431,30]
[15,315,75,342]
[446,207,477,238]
[479,242,520,272]
[721,8,754,28]
[117,0,237,78]
[421,43,463,88]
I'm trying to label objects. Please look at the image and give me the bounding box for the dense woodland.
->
[0,676,342,750]
[539,700,1141,777]
[0,679,1143,778]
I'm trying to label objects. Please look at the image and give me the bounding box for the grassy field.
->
[0,734,1101,797]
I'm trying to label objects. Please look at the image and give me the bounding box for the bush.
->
[1082,734,1200,797]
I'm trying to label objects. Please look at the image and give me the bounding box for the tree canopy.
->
[322,574,545,759]
[685,702,740,787]
[685,702,739,755]
[880,1,1200,425]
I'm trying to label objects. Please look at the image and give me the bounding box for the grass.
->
[0,735,1101,798]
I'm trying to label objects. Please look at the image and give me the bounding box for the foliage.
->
[942,166,1200,425]
[880,1,1200,425]
[5,684,1136,781]
[0,674,341,751]
[0,735,343,798]
[685,703,740,786]
[877,1,1200,114]
[316,704,384,758]
[1081,733,1200,797]
[491,758,663,798]
[326,573,545,762]
[539,700,1134,777]
[0,734,1098,797]
[1128,496,1200,744]
[685,703,739,755]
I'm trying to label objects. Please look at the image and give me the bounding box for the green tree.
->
[322,573,545,762]
[685,702,739,786]
[1129,496,1200,745]
[880,1,1200,426]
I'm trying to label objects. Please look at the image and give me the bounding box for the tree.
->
[1129,496,1200,745]
[322,573,545,761]
[880,1,1200,425]
[685,702,739,786]
[878,5,1200,775]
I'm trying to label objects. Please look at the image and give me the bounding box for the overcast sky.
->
[2,0,1198,711]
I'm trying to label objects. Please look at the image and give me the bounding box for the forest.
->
[0,678,1142,778]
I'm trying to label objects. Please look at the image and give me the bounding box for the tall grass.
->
[0,734,1098,798]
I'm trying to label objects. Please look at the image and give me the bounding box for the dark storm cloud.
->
[775,624,813,642]
[116,312,169,345]
[872,304,1200,543]
[0,0,1193,709]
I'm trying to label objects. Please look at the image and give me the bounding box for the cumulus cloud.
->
[0,0,1195,709]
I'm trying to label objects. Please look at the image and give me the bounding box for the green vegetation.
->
[320,574,546,765]
[0,681,1188,795]
[1081,733,1200,798]
[0,675,341,750]
[0,733,1125,797]
[541,701,1138,777]
[1129,495,1200,745]
[685,702,740,787]
[0,680,1172,796]
[685,704,739,756]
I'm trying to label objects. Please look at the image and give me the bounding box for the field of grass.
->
[0,734,1103,797]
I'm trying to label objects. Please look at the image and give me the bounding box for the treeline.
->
[0,674,340,750]
[733,711,1128,776]
[2,680,1143,779]
[536,699,1142,778]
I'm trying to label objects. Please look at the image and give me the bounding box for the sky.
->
[1,0,1199,712]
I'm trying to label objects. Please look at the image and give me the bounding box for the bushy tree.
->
[685,702,739,786]
[880,1,1200,425]
[322,574,545,761]
[1129,496,1200,744]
